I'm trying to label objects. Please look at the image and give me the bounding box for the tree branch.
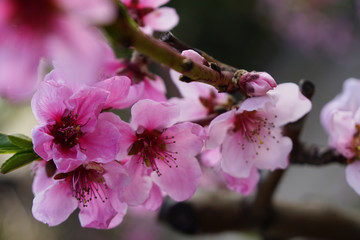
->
[159,192,360,239]
[106,3,240,92]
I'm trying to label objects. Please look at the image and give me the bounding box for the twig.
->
[106,3,240,92]
[159,191,360,239]
[159,32,238,72]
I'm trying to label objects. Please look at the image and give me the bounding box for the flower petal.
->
[151,155,201,201]
[139,0,170,8]
[131,99,180,131]
[346,161,360,196]
[95,76,136,109]
[164,122,205,158]
[31,76,72,123]
[206,110,235,149]
[52,145,87,172]
[67,86,109,132]
[122,158,153,206]
[143,184,163,211]
[220,132,254,178]
[143,7,179,32]
[224,166,260,196]
[79,114,120,163]
[267,82,312,126]
[32,125,54,161]
[252,127,292,171]
[32,181,77,227]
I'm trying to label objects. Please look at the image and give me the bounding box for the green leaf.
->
[1,150,40,174]
[0,133,22,153]
[8,134,33,149]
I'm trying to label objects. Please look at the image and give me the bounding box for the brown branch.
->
[105,3,240,92]
[159,192,360,239]
[159,32,238,72]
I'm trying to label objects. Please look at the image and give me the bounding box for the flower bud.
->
[239,71,277,97]
[181,50,209,66]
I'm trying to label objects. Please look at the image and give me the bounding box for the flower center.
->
[126,0,154,27]
[199,90,234,115]
[128,129,178,176]
[233,110,279,155]
[9,0,60,32]
[54,163,108,207]
[50,109,84,149]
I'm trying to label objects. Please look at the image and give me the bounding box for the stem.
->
[159,32,238,72]
[159,192,360,239]
[106,3,239,92]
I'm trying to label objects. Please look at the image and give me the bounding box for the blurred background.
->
[1,0,360,239]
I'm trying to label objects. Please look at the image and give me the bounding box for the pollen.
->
[234,110,279,154]
[128,129,179,176]
[68,164,108,207]
[50,109,88,149]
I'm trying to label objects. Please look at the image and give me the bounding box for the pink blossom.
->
[117,99,204,205]
[206,83,311,178]
[0,0,115,100]
[170,50,233,121]
[98,49,167,103]
[32,160,128,229]
[321,78,360,195]
[200,148,260,196]
[31,72,125,172]
[121,0,179,34]
[238,71,277,97]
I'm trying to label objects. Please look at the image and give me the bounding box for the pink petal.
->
[32,161,56,194]
[143,7,179,32]
[0,27,48,101]
[139,76,167,102]
[267,83,312,126]
[224,167,260,196]
[206,110,235,149]
[169,97,208,122]
[98,112,135,160]
[164,122,205,158]
[122,158,153,206]
[49,18,109,88]
[327,110,356,158]
[31,125,54,161]
[346,161,360,196]
[139,0,170,8]
[31,77,72,124]
[52,145,87,172]
[32,181,77,226]
[143,184,163,211]
[220,132,254,178]
[59,0,116,25]
[78,193,118,229]
[252,127,292,171]
[131,99,180,131]
[79,114,120,163]
[239,94,275,113]
[102,161,129,190]
[107,198,128,229]
[321,78,360,133]
[151,155,201,201]
[181,50,206,65]
[67,86,109,132]
[200,148,222,167]
[95,76,136,109]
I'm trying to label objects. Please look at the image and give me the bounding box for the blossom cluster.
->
[0,0,314,229]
